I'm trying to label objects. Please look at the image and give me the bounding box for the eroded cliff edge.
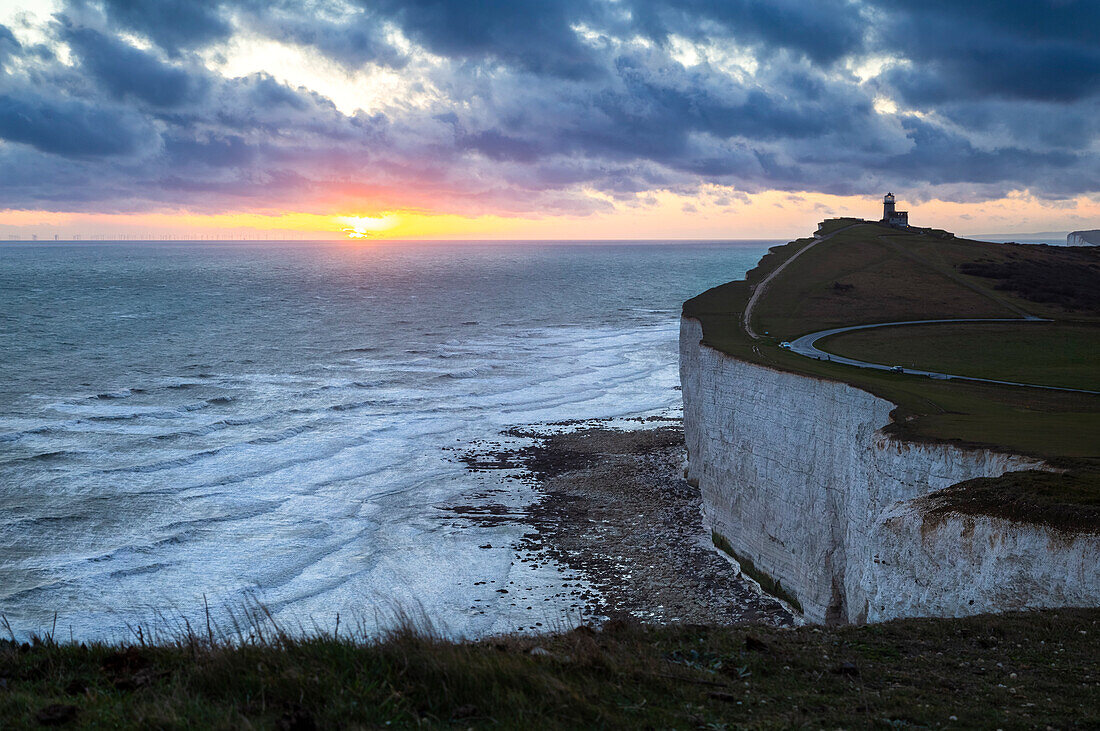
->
[680,316,1100,624]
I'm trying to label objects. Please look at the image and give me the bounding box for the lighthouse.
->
[881,192,909,228]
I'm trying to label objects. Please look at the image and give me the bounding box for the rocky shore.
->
[456,421,793,628]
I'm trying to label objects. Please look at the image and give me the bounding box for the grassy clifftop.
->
[683,221,1100,525]
[749,222,1099,339]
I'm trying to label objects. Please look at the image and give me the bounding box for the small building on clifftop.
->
[881,192,908,228]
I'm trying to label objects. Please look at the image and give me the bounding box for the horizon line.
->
[0,231,1077,245]
[0,236,799,244]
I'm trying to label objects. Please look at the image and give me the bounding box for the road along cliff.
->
[680,316,1100,625]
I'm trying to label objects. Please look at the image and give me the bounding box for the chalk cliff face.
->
[680,316,1100,624]
[1067,230,1100,246]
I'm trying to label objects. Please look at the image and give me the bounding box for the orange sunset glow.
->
[4,190,1099,242]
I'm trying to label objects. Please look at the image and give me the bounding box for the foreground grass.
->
[2,610,1099,728]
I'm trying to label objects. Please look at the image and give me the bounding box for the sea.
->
[0,240,775,641]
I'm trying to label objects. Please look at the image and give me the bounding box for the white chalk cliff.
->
[680,317,1100,624]
[1067,230,1100,246]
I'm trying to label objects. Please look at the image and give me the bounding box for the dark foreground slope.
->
[3,609,1098,729]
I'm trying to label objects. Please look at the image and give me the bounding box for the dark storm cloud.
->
[163,134,255,168]
[236,1,409,71]
[0,91,154,157]
[360,0,868,75]
[91,0,231,55]
[366,0,604,79]
[879,118,1078,186]
[60,26,208,107]
[0,0,1096,213]
[871,0,1100,103]
[459,129,543,164]
[629,0,868,65]
[0,24,20,65]
[928,98,1100,153]
[886,44,1100,105]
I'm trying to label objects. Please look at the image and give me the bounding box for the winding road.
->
[786,318,1100,395]
[742,223,860,339]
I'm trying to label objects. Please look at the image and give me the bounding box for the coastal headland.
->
[682,219,1100,624]
[1068,229,1100,246]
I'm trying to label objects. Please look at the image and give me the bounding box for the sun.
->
[336,214,399,238]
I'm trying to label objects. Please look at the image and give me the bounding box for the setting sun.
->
[337,214,400,239]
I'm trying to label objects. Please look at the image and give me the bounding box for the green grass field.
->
[3,610,1098,728]
[819,321,1100,392]
[683,221,1100,522]
[684,281,1100,462]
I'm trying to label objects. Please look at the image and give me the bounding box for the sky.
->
[0,0,1098,240]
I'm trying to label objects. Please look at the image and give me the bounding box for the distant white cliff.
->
[680,316,1100,625]
[1067,230,1100,246]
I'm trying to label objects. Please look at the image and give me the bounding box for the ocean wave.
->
[51,397,221,421]
[172,431,401,494]
[102,417,333,476]
[146,415,265,441]
[0,421,84,442]
[93,389,133,400]
[0,449,80,466]
[246,423,319,445]
[107,448,226,474]
[223,416,270,426]
[4,513,83,531]
[1,579,76,604]
[442,365,497,379]
[108,562,169,580]
[328,400,377,412]
[159,503,283,533]
[83,532,199,568]
[86,408,188,421]
[293,380,380,397]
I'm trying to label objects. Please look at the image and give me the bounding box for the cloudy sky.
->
[1,0,1098,239]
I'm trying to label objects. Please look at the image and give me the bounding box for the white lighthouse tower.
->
[881,192,908,227]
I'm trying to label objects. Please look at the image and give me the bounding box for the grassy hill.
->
[751,222,1099,339]
[683,221,1100,526]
